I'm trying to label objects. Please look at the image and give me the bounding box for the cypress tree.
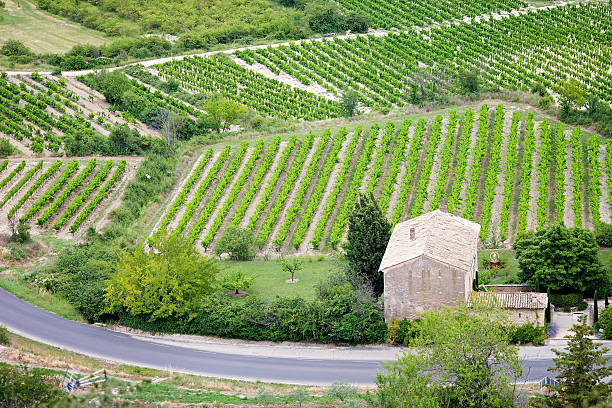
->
[535,278,540,292]
[594,290,599,329]
[545,287,551,324]
[344,193,391,297]
[605,289,609,308]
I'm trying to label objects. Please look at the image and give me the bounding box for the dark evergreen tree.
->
[344,193,391,297]
[594,290,599,329]
[533,315,611,408]
[545,287,551,324]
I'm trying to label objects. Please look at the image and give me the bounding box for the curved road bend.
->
[0,288,589,385]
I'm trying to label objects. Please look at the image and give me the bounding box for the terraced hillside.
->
[154,104,610,254]
[0,157,141,237]
[0,74,154,155]
[124,2,611,119]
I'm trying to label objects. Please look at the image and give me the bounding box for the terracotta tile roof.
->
[379,210,481,272]
[474,292,548,310]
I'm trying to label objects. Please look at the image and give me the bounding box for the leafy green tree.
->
[279,256,303,282]
[599,307,612,339]
[214,226,257,261]
[104,233,219,320]
[344,193,391,296]
[0,138,15,157]
[0,39,32,57]
[457,69,480,94]
[558,78,587,114]
[220,270,256,294]
[514,224,608,293]
[90,70,131,106]
[201,96,247,133]
[376,298,521,408]
[339,90,359,117]
[532,315,611,408]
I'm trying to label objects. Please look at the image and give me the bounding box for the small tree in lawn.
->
[344,193,391,297]
[532,315,611,408]
[220,270,255,295]
[280,256,303,283]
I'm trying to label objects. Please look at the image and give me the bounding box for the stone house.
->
[378,210,480,322]
[378,210,548,326]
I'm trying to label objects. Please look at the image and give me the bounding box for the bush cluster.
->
[119,283,386,344]
[595,223,612,247]
[508,322,546,345]
[0,363,64,407]
[599,307,612,339]
[549,293,587,309]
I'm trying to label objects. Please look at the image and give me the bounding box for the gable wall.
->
[383,256,468,322]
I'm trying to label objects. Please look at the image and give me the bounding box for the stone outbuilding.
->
[474,292,548,326]
[378,210,480,322]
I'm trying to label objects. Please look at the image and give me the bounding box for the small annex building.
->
[473,291,548,326]
[378,209,480,322]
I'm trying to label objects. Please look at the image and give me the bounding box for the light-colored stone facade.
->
[379,210,479,323]
[383,255,471,322]
[508,309,545,326]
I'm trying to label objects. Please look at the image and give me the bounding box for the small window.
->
[518,313,521,318]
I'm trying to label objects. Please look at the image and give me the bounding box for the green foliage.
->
[0,40,33,57]
[514,224,608,293]
[0,363,64,408]
[509,322,546,345]
[0,326,9,346]
[214,226,257,261]
[220,270,256,294]
[339,90,359,117]
[202,96,248,133]
[549,293,585,309]
[457,69,480,94]
[595,223,612,247]
[327,381,358,401]
[0,138,15,156]
[599,307,612,339]
[105,233,219,320]
[595,290,599,327]
[558,78,587,113]
[344,193,391,296]
[10,221,31,244]
[532,315,611,408]
[119,280,386,344]
[376,299,520,408]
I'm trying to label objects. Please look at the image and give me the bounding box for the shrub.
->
[0,40,32,57]
[599,307,612,339]
[10,221,31,244]
[550,293,584,308]
[0,363,64,407]
[538,95,554,110]
[0,138,15,157]
[119,283,387,344]
[214,226,257,261]
[0,326,9,346]
[595,223,612,247]
[509,322,546,345]
[6,244,27,261]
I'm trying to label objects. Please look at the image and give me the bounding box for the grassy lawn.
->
[0,0,109,56]
[218,259,338,300]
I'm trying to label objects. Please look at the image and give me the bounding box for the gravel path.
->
[488,111,514,241]
[299,132,353,254]
[423,116,450,212]
[563,129,575,227]
[240,142,287,228]
[599,144,611,223]
[525,121,542,231]
[386,123,416,219]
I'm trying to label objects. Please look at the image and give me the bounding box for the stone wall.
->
[383,255,468,322]
[507,308,546,326]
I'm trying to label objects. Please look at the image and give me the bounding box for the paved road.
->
[0,288,586,385]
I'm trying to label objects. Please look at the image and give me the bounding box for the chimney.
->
[410,227,416,241]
